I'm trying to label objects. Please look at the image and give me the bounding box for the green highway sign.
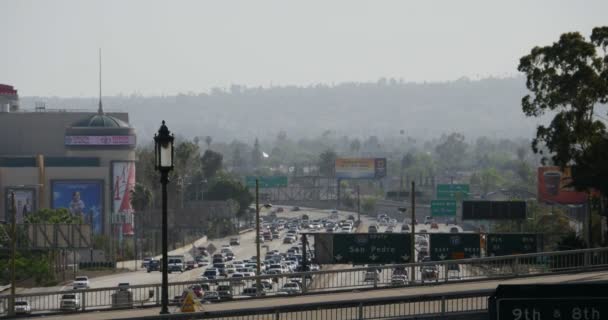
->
[436,184,469,200]
[430,233,480,261]
[486,233,538,256]
[245,176,288,188]
[431,200,457,216]
[314,233,411,264]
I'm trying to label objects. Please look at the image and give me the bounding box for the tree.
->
[201,149,223,179]
[205,174,253,216]
[435,133,467,173]
[204,136,213,148]
[130,183,152,212]
[518,26,608,199]
[318,149,337,177]
[349,139,361,154]
[251,138,262,169]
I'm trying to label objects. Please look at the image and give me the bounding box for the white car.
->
[391,275,409,286]
[72,276,90,289]
[60,294,81,311]
[14,301,31,315]
[279,282,302,295]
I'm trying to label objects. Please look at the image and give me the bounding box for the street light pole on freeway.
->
[154,121,174,315]
[255,178,272,296]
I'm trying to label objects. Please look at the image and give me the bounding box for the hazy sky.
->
[1,0,607,97]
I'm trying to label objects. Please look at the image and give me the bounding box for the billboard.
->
[52,180,104,234]
[335,158,387,179]
[462,201,526,220]
[537,166,587,205]
[5,187,36,223]
[112,161,136,236]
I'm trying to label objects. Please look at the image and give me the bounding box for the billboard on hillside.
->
[112,161,136,236]
[52,180,104,234]
[335,158,387,179]
[537,166,587,205]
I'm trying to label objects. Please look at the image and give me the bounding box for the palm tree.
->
[130,183,153,212]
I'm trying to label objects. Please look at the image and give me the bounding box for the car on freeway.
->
[185,260,197,270]
[385,226,394,233]
[217,284,234,300]
[272,231,280,239]
[277,207,284,213]
[393,267,408,277]
[340,226,352,233]
[196,257,209,267]
[292,206,300,211]
[14,301,31,315]
[147,259,160,272]
[60,294,81,311]
[421,265,439,282]
[401,224,410,232]
[141,257,152,268]
[424,216,433,224]
[203,291,221,302]
[391,275,409,286]
[368,225,378,233]
[448,264,461,279]
[202,269,220,280]
[243,286,266,297]
[283,235,296,244]
[230,238,240,246]
[364,271,380,282]
[279,282,302,295]
[430,222,439,229]
[189,284,204,298]
[117,282,132,292]
[72,276,90,289]
[419,229,428,234]
[450,227,459,233]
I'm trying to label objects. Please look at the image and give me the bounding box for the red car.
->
[430,222,439,229]
[277,207,284,213]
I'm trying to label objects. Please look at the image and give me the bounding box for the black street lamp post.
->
[154,121,174,314]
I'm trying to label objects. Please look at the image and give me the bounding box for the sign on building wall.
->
[64,135,136,146]
[335,158,387,179]
[112,161,136,236]
[51,180,104,234]
[4,187,36,223]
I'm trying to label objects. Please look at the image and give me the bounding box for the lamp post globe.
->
[154,120,174,315]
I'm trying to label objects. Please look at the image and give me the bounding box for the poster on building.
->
[335,158,387,179]
[537,166,587,205]
[5,188,36,223]
[52,180,103,234]
[112,161,136,236]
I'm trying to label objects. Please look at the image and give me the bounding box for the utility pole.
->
[357,184,361,222]
[255,179,261,296]
[9,192,16,317]
[410,182,416,283]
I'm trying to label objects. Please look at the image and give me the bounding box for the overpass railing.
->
[115,289,493,320]
[0,247,606,316]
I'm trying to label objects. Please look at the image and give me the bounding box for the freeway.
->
[33,269,608,320]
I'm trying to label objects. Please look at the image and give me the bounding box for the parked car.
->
[60,294,81,311]
[230,238,240,246]
[72,276,90,289]
[14,301,31,315]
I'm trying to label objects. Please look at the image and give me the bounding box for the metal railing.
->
[1,247,607,316]
[113,289,493,320]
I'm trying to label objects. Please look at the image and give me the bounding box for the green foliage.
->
[434,133,467,173]
[201,149,223,179]
[557,232,586,250]
[318,149,337,177]
[361,196,378,214]
[518,26,608,196]
[24,208,82,224]
[130,183,153,211]
[205,174,253,216]
[0,252,55,286]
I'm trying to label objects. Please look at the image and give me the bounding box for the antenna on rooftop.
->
[98,48,104,115]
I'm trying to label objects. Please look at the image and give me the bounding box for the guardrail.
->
[116,289,493,320]
[1,247,607,316]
